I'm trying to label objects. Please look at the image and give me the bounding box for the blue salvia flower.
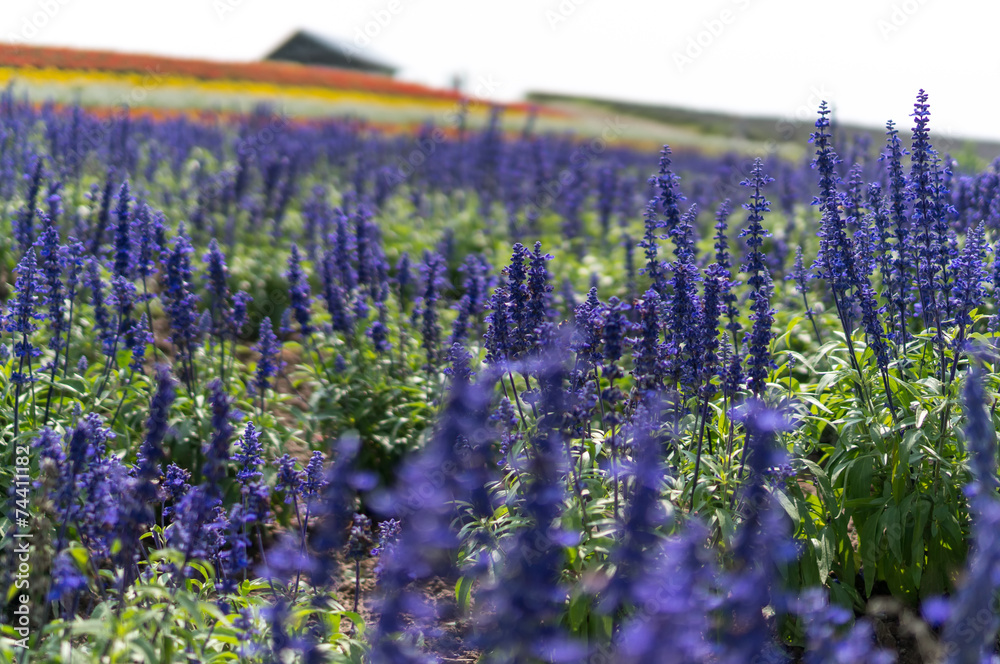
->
[450,294,474,346]
[16,156,43,253]
[484,285,513,371]
[234,421,263,486]
[572,287,603,367]
[33,211,65,356]
[162,463,191,519]
[857,283,891,382]
[866,183,894,294]
[445,342,474,384]
[600,400,669,614]
[950,221,987,333]
[630,290,663,391]
[132,202,161,284]
[333,209,358,292]
[322,247,353,335]
[301,451,327,500]
[940,368,1000,663]
[907,90,943,330]
[160,225,202,384]
[85,259,114,357]
[701,264,726,393]
[134,365,175,515]
[473,357,583,663]
[203,239,231,339]
[616,520,718,664]
[112,180,133,279]
[254,317,282,398]
[714,199,742,346]
[789,246,811,296]
[417,250,446,370]
[128,314,152,373]
[203,379,236,494]
[722,399,795,664]
[47,551,87,606]
[369,302,392,354]
[667,205,702,390]
[346,513,374,561]
[369,376,498,663]
[62,240,85,355]
[796,589,893,664]
[7,248,46,389]
[948,222,987,381]
[714,198,733,272]
[230,290,252,339]
[602,296,629,371]
[503,242,531,359]
[880,120,912,344]
[451,253,493,345]
[638,200,667,296]
[597,164,617,237]
[285,243,313,338]
[307,435,367,588]
[275,454,302,503]
[739,159,775,397]
[811,102,857,326]
[651,145,685,239]
[110,274,136,338]
[394,252,413,314]
[622,232,637,298]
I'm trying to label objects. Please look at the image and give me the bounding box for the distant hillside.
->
[527,91,1000,167]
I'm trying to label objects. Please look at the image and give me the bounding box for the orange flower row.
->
[0,43,556,116]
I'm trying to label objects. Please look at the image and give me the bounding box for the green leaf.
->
[456,575,473,615]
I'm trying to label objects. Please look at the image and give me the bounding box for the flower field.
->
[0,44,571,134]
[0,85,997,663]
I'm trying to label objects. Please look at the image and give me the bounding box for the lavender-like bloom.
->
[47,551,87,605]
[128,314,152,373]
[203,239,231,339]
[133,202,161,284]
[85,259,114,357]
[394,252,413,314]
[234,421,263,486]
[285,243,313,338]
[948,222,988,381]
[346,513,374,561]
[134,365,175,515]
[721,399,795,664]
[572,288,603,367]
[203,379,236,493]
[638,200,667,296]
[484,285,512,371]
[275,454,302,503]
[112,180,133,278]
[7,249,45,388]
[940,368,1000,663]
[160,225,202,385]
[739,159,775,397]
[417,250,446,370]
[811,102,856,329]
[667,204,702,390]
[254,317,281,397]
[34,211,65,354]
[16,157,43,252]
[881,120,911,345]
[907,90,943,331]
[630,290,662,391]
[502,242,531,359]
[230,290,252,339]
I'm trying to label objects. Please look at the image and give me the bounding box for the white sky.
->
[1,0,996,142]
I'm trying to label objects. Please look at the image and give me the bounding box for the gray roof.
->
[264,29,398,77]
